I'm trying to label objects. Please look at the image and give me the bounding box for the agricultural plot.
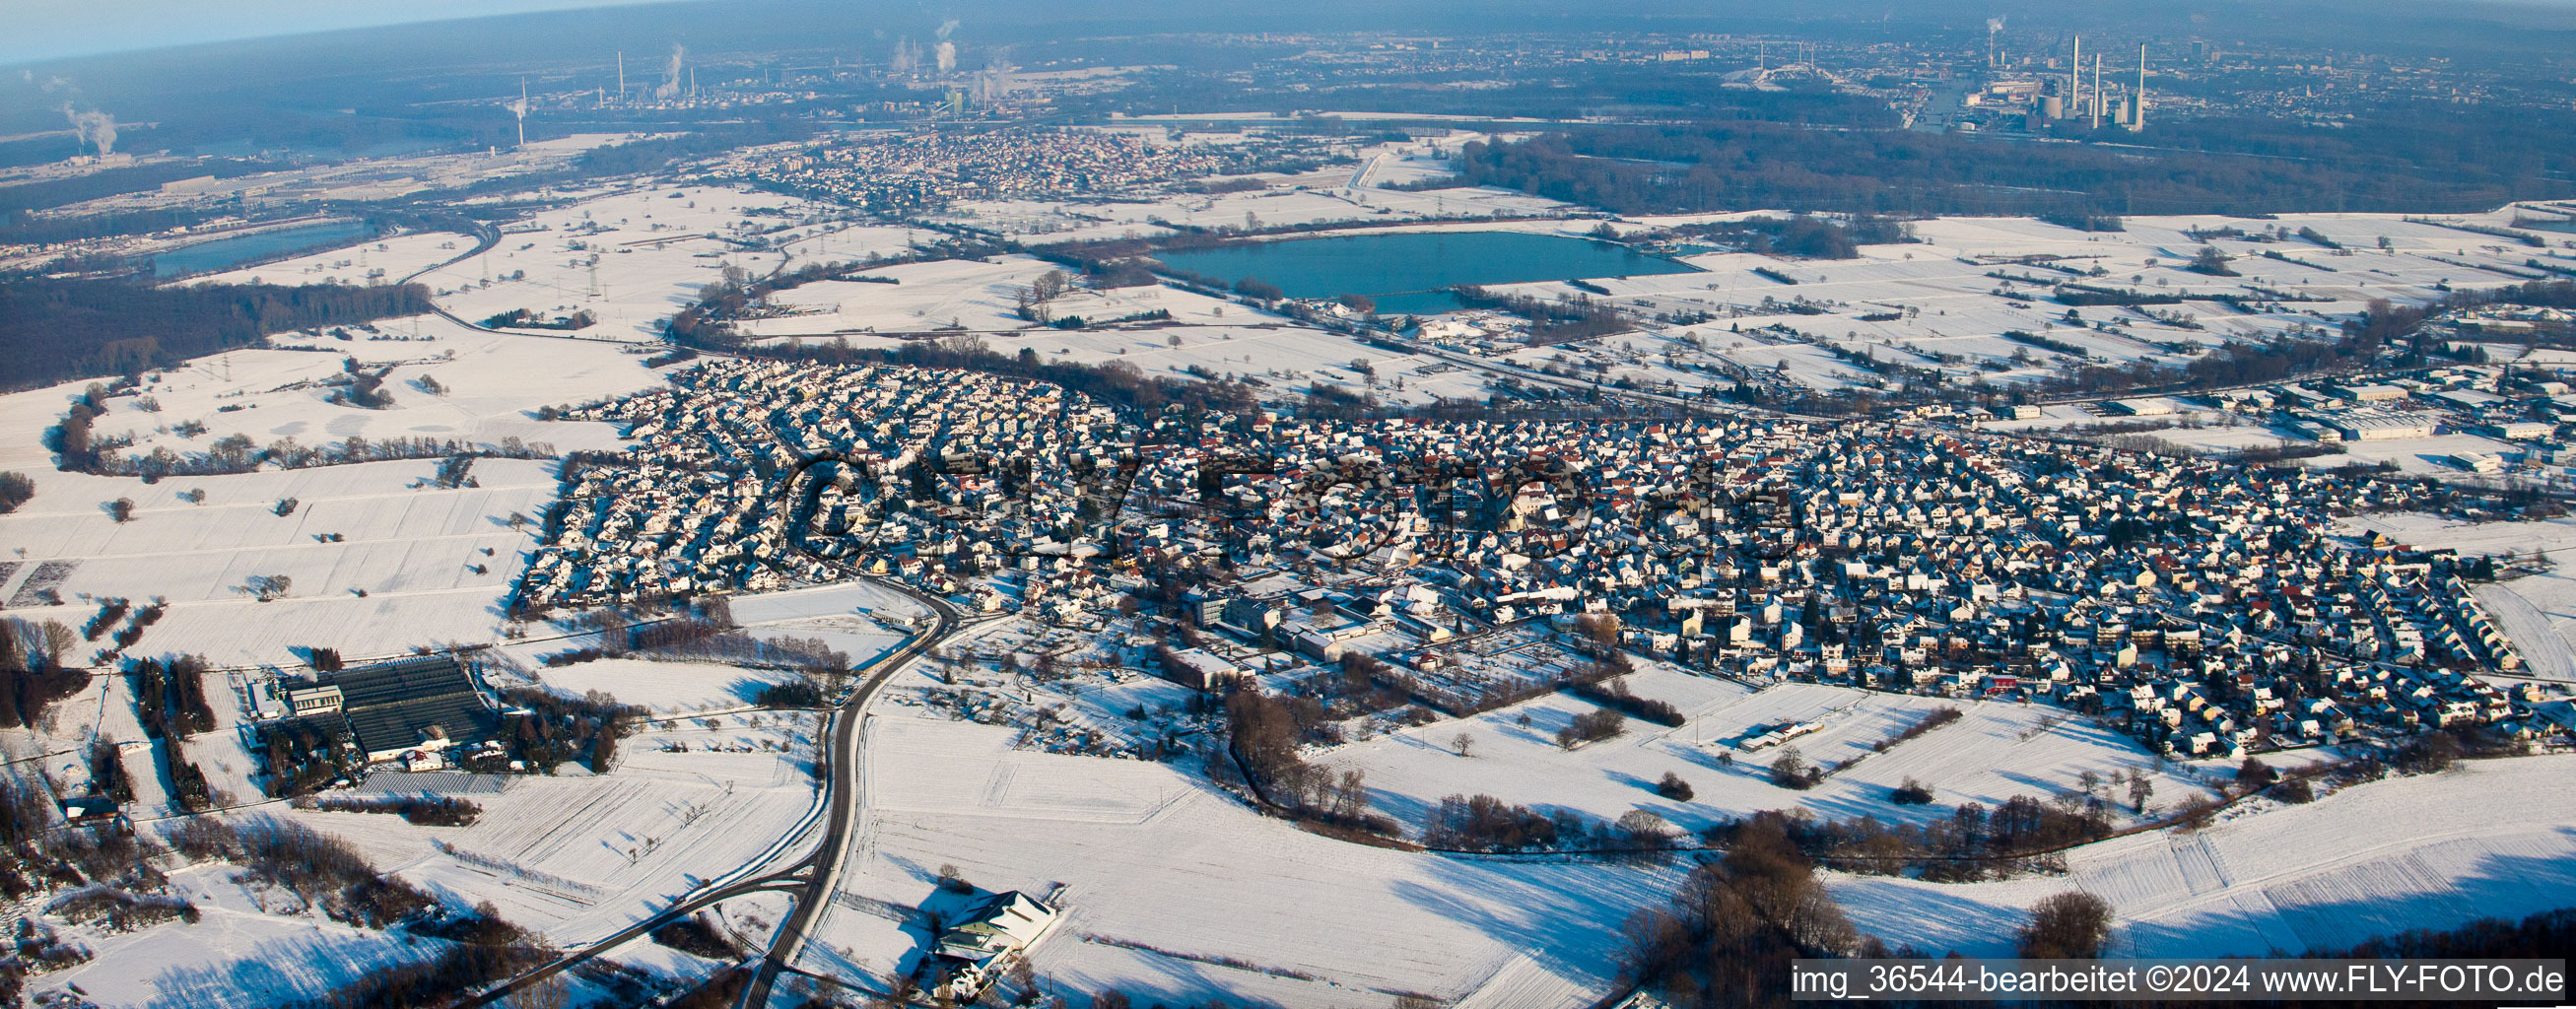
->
[807,716,1672,1007]
[1322,674,2203,837]
[418,184,847,342]
[1828,753,2576,958]
[0,457,555,663]
[186,229,474,289]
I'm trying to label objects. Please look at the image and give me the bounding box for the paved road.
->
[463,577,959,1008]
[734,579,962,1009]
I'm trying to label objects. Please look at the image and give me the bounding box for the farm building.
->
[325,655,503,763]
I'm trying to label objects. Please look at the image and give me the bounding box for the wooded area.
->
[0,277,431,390]
[1451,104,2576,216]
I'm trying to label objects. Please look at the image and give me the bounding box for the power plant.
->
[1963,32,2148,134]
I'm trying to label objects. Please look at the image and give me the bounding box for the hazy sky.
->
[5,0,687,66]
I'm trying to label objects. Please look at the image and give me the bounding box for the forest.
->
[0,276,432,390]
[1449,103,2576,217]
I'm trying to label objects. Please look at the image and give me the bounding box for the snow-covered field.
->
[1323,672,2210,836]
[46,872,451,1009]
[414,184,849,342]
[799,715,1672,1007]
[1832,753,2576,958]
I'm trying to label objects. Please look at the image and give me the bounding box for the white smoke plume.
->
[936,19,960,39]
[978,55,1016,104]
[1988,16,2005,32]
[891,37,916,75]
[656,44,687,100]
[62,105,118,157]
[935,40,957,73]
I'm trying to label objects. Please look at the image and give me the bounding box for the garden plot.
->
[807,718,1673,1008]
[1815,703,2208,822]
[1828,752,2576,958]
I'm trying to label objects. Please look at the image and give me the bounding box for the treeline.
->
[1,277,432,390]
[1667,215,1911,258]
[1450,285,1628,344]
[1218,689,1396,837]
[304,794,482,827]
[0,160,280,217]
[131,655,217,739]
[57,405,555,478]
[0,619,91,730]
[1449,104,2574,217]
[575,122,812,178]
[1569,675,1686,727]
[1718,793,2120,882]
[0,206,222,248]
[1421,792,1671,854]
[169,816,432,927]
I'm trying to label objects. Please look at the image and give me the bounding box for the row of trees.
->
[1220,689,1389,834]
[1720,790,2123,882]
[63,421,555,480]
[132,655,218,739]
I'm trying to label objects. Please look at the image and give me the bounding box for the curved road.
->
[735,581,964,1008]
[464,577,960,1008]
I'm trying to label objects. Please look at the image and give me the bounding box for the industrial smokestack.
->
[2133,44,2148,131]
[511,77,529,148]
[2091,53,2103,129]
[2069,34,2080,120]
[617,51,625,101]
[1987,18,2003,66]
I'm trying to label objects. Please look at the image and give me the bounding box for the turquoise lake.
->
[1156,230,1701,315]
[153,220,376,278]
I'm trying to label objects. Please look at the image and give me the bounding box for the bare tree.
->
[2016,891,2115,959]
[508,972,572,1009]
[1450,731,1474,758]
[39,620,78,663]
